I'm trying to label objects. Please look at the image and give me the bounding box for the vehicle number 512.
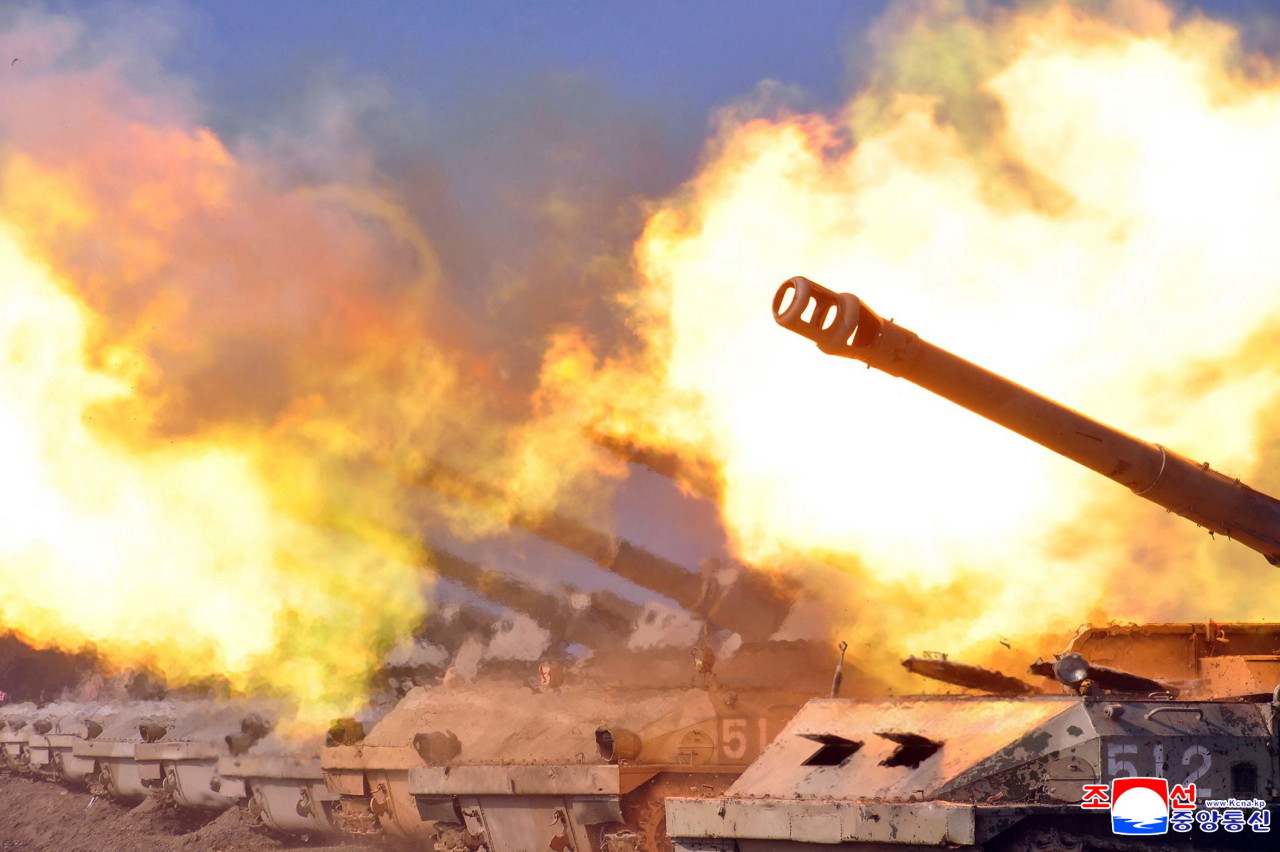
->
[1106,742,1212,796]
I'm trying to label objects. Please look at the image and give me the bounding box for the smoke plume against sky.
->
[7,0,1280,711]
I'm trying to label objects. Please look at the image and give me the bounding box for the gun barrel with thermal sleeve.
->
[773,276,1280,565]
[412,461,798,639]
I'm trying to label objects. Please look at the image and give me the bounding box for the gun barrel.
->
[413,462,797,639]
[425,545,642,647]
[901,655,1038,696]
[589,432,722,500]
[774,276,1280,565]
[311,505,643,649]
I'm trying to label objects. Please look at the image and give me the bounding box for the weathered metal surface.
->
[71,702,175,800]
[46,708,113,784]
[668,797,978,845]
[321,666,813,843]
[16,702,91,779]
[1201,656,1280,698]
[667,688,1278,848]
[165,756,233,809]
[81,699,272,808]
[724,697,1075,801]
[1064,622,1280,699]
[74,737,145,758]
[325,684,715,769]
[409,764,620,796]
[48,733,93,782]
[672,842,735,852]
[218,751,337,834]
[946,700,1271,803]
[135,740,220,761]
[0,704,37,771]
[255,780,337,833]
[450,793,598,852]
[221,751,325,780]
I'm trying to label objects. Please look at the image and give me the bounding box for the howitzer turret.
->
[773,276,1280,564]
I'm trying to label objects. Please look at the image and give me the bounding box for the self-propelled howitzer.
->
[658,279,1280,852]
[773,275,1280,564]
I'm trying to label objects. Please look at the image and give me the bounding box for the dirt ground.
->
[0,774,380,852]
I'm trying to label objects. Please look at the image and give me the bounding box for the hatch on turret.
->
[1064,622,1280,699]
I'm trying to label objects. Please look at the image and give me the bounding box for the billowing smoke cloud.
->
[0,2,700,725]
[538,0,1280,683]
[18,0,1280,710]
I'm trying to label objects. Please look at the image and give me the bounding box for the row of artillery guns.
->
[0,450,846,852]
[0,696,277,808]
[14,275,1280,851]
[312,463,835,848]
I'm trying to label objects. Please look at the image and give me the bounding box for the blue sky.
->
[116,0,1279,235]
[152,1,895,232]
[163,1,1277,136]
[175,2,880,126]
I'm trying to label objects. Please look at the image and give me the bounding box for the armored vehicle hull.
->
[320,659,826,850]
[669,691,1278,850]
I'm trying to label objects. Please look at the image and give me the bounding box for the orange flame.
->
[545,0,1280,671]
[0,13,454,727]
